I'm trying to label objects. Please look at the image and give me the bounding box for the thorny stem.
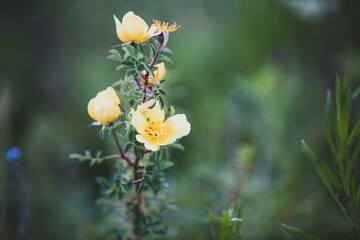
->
[112,129,134,167]
[134,78,142,88]
[107,43,124,50]
[119,104,126,114]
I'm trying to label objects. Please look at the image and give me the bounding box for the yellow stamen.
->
[145,120,174,144]
[152,20,180,33]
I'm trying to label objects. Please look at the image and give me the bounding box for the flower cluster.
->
[87,11,189,151]
[73,11,190,239]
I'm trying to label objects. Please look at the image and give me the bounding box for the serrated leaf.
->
[136,52,145,60]
[116,64,127,71]
[138,43,145,54]
[96,177,111,187]
[107,49,122,62]
[157,55,173,64]
[124,143,133,153]
[127,69,137,76]
[281,224,321,240]
[123,45,136,58]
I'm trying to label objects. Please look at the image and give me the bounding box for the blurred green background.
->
[1,0,360,239]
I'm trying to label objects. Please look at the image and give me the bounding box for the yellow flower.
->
[145,62,166,86]
[87,87,121,125]
[114,11,156,43]
[130,100,191,151]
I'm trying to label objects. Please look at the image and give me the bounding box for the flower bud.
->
[147,62,166,86]
[87,87,121,125]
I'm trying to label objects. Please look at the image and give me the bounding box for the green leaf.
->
[169,105,175,117]
[347,116,360,146]
[123,44,136,59]
[148,100,157,109]
[157,55,173,64]
[160,161,174,170]
[69,153,83,159]
[107,49,122,61]
[170,143,185,151]
[124,142,132,153]
[158,96,164,109]
[281,224,321,240]
[136,52,145,60]
[127,68,137,77]
[159,89,166,96]
[324,91,337,158]
[138,43,145,54]
[144,64,154,77]
[302,140,350,221]
[342,88,352,140]
[96,177,111,188]
[116,64,127,71]
[161,48,174,56]
[111,80,123,88]
[132,178,143,184]
[352,86,360,99]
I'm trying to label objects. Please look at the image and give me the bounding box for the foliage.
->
[207,202,243,240]
[284,75,360,239]
[281,224,320,240]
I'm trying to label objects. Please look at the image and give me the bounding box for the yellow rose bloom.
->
[114,11,156,43]
[146,62,165,86]
[130,100,191,151]
[87,87,121,125]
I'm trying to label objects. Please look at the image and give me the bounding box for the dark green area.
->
[1,0,360,239]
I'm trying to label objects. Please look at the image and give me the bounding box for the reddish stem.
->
[149,43,161,68]
[112,129,134,167]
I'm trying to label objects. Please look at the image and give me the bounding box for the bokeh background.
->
[1,0,360,239]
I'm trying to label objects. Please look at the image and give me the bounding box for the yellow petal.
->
[122,11,148,43]
[87,97,97,121]
[113,14,129,43]
[136,135,159,151]
[138,25,158,42]
[105,87,120,105]
[136,100,164,123]
[154,62,166,81]
[130,109,147,135]
[87,88,121,125]
[161,114,191,145]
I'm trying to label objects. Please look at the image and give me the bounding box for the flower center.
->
[144,119,173,143]
[152,20,180,33]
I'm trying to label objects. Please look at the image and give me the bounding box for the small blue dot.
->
[6,147,22,163]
